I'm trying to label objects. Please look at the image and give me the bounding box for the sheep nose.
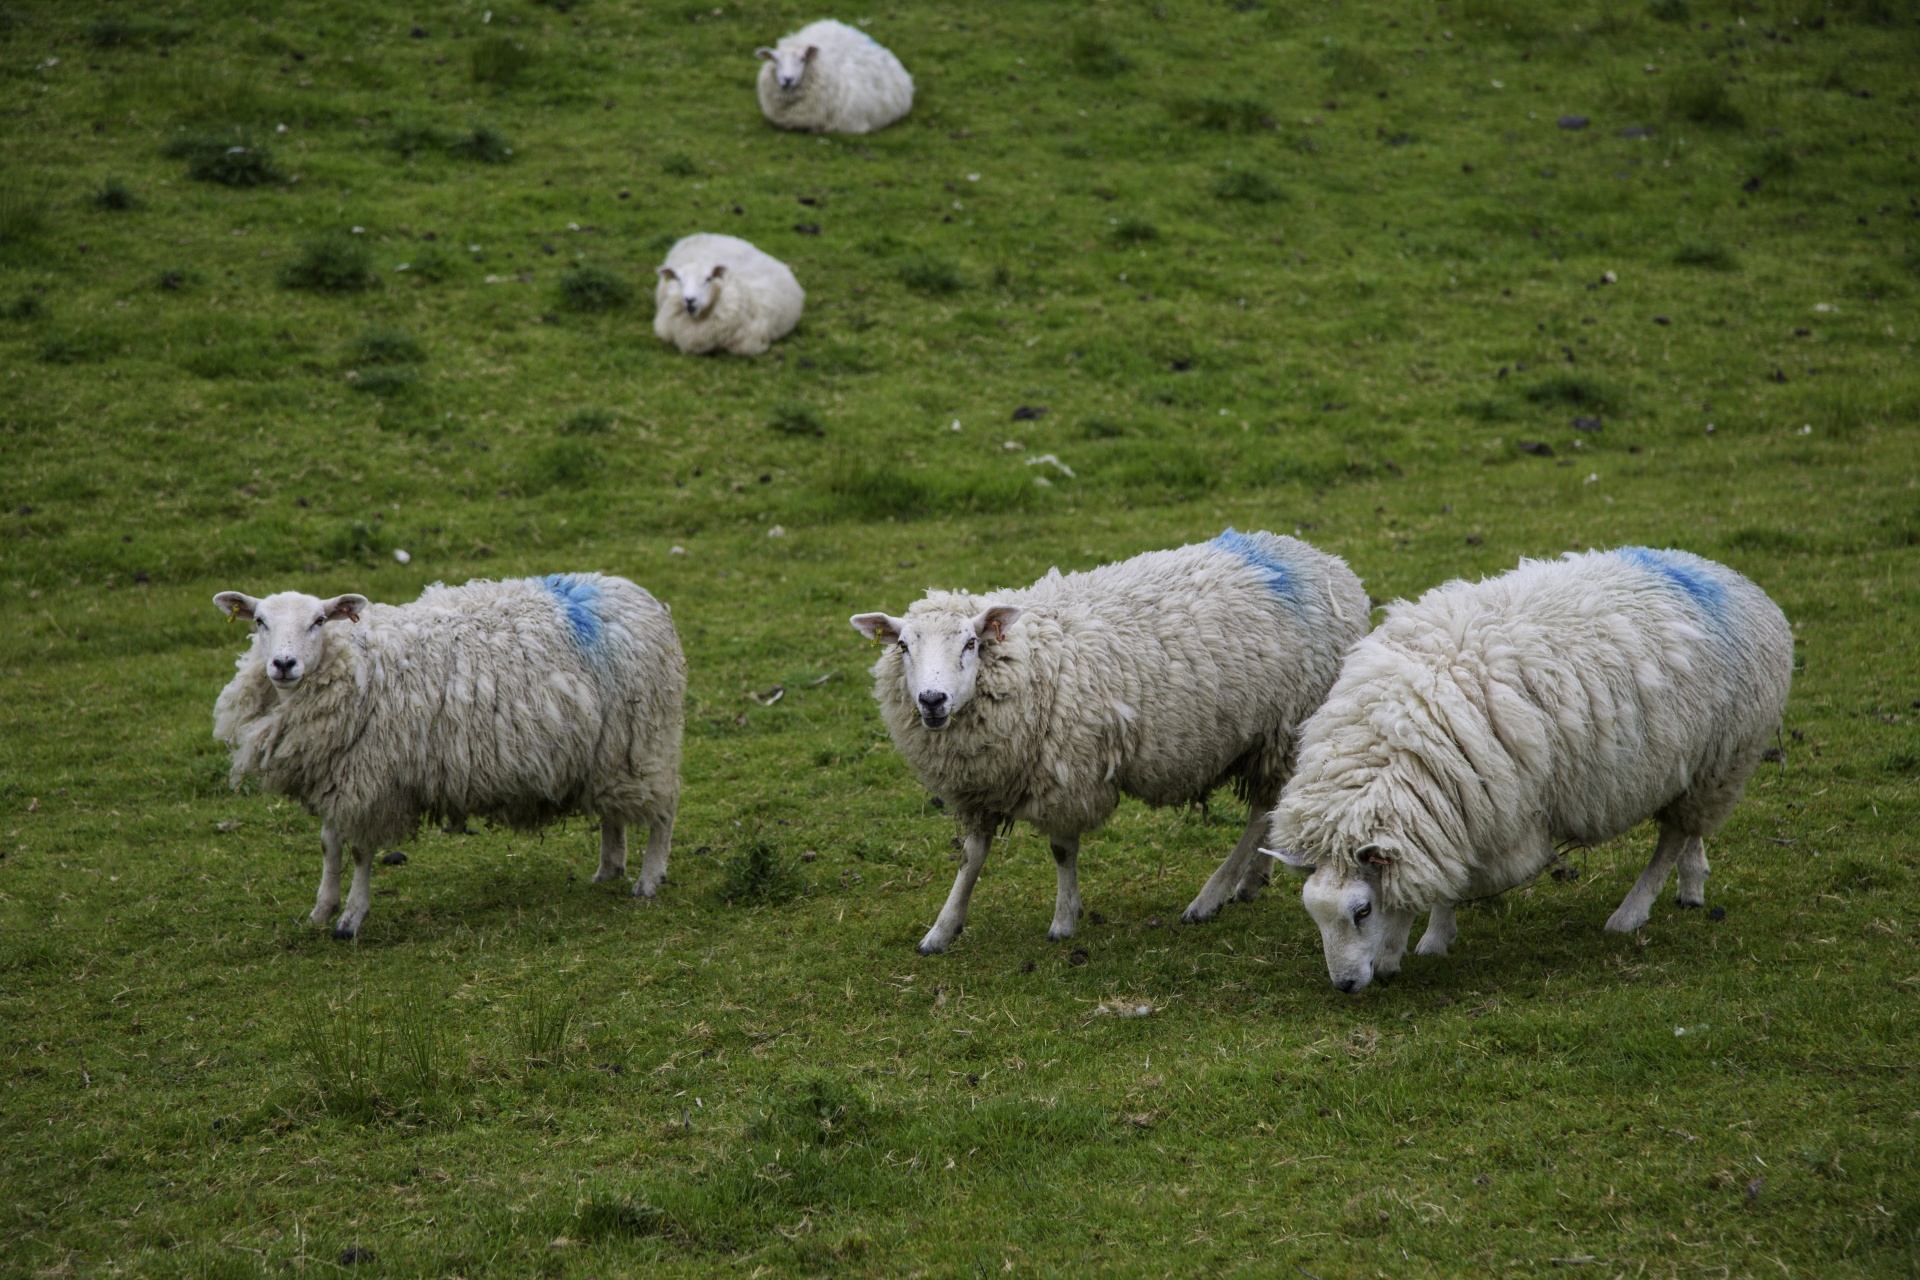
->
[918,691,948,714]
[271,657,298,677]
[1334,976,1360,994]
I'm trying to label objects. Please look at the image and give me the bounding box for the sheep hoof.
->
[1180,903,1217,925]
[917,933,952,955]
[591,867,626,884]
[1604,909,1646,934]
[331,922,360,941]
[1675,895,1704,909]
[1047,924,1076,942]
[1414,937,1449,958]
[631,880,659,900]
[308,906,339,927]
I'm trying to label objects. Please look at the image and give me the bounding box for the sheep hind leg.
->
[593,821,627,884]
[1605,824,1687,933]
[632,804,675,900]
[333,843,376,940]
[310,825,345,927]
[1675,837,1709,909]
[1048,836,1082,942]
[1415,902,1459,957]
[1181,810,1270,925]
[919,825,993,955]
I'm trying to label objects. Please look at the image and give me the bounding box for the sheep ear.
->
[1260,846,1317,871]
[802,44,820,62]
[850,612,903,643]
[214,591,259,621]
[1362,848,1392,868]
[972,605,1021,643]
[708,264,727,280]
[321,594,368,623]
[656,266,678,281]
[754,46,775,60]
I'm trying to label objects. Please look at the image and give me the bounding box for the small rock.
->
[1745,1176,1764,1203]
[1653,315,1671,326]
[1145,917,1162,928]
[1571,416,1603,432]
[214,820,241,834]
[393,549,410,564]
[1600,270,1616,284]
[800,850,816,862]
[1473,1174,1491,1186]
[1012,405,1045,421]
[1709,906,1727,922]
[410,26,427,37]
[793,223,820,235]
[1021,960,1036,973]
[381,851,408,866]
[1558,115,1590,130]
[1068,947,1090,966]
[1518,441,1554,457]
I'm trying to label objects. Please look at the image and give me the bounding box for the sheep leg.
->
[1048,836,1082,942]
[1374,907,1419,980]
[919,825,993,955]
[1414,902,1459,957]
[1606,824,1687,933]
[333,843,375,940]
[1674,837,1710,909]
[592,821,627,884]
[309,824,345,926]
[1181,810,1271,925]
[632,805,674,900]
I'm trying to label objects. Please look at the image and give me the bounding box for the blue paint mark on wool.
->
[542,574,605,651]
[1211,528,1298,603]
[1615,546,1727,620]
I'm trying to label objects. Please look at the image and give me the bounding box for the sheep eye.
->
[310,617,325,630]
[896,641,909,655]
[1354,903,1373,924]
[255,619,268,631]
[963,638,976,652]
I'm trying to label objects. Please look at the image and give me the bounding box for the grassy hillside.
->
[2,0,1918,1275]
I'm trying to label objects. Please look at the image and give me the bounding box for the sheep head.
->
[851,602,1020,729]
[1294,850,1411,994]
[214,590,366,691]
[757,42,819,92]
[658,261,726,319]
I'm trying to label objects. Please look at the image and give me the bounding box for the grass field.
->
[3,0,1919,1274]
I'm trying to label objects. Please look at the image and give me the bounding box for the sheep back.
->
[652,233,804,356]
[757,20,913,135]
[869,531,1367,837]
[214,574,684,851]
[1271,546,1793,910]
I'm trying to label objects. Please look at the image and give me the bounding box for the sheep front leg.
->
[1048,836,1082,942]
[333,843,376,940]
[592,821,627,884]
[1606,824,1687,933]
[309,825,345,926]
[1373,906,1419,980]
[632,805,675,900]
[1414,902,1458,957]
[1181,809,1272,925]
[1674,837,1709,909]
[919,825,993,955]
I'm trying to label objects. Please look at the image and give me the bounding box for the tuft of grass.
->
[1746,140,1797,189]
[716,836,806,907]
[825,459,1035,521]
[1524,374,1623,414]
[1646,0,1690,20]
[280,233,374,292]
[1459,396,1520,422]
[0,180,47,245]
[446,123,514,164]
[161,132,284,186]
[660,152,699,177]
[508,990,575,1071]
[470,35,534,87]
[89,179,139,212]
[1170,96,1270,133]
[1112,217,1159,245]
[769,404,824,437]
[1674,241,1739,271]
[407,244,457,283]
[3,293,46,321]
[155,265,201,293]
[349,324,425,367]
[559,408,614,436]
[1212,170,1283,204]
[1325,47,1385,95]
[85,16,187,47]
[289,997,385,1116]
[899,253,965,296]
[522,440,604,489]
[387,119,449,158]
[574,1196,672,1242]
[557,264,632,311]
[1068,30,1130,77]
[1668,73,1745,128]
[348,368,417,396]
[37,330,116,364]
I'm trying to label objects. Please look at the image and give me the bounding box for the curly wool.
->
[1270,547,1793,911]
[652,234,804,356]
[213,574,685,852]
[757,19,913,135]
[871,532,1368,839]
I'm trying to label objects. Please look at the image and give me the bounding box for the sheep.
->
[653,234,804,356]
[1263,546,1793,993]
[850,530,1368,954]
[755,19,913,135]
[212,574,686,939]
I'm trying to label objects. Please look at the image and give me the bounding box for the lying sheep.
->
[851,530,1367,954]
[653,234,804,356]
[212,574,685,939]
[755,19,913,135]
[1265,547,1792,992]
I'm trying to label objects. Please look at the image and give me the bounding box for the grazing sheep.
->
[1265,547,1792,992]
[653,234,804,356]
[755,19,913,135]
[212,574,685,939]
[851,530,1367,954]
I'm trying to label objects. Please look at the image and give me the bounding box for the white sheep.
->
[1265,547,1792,992]
[851,530,1368,954]
[212,574,686,939]
[755,19,913,135]
[653,233,804,356]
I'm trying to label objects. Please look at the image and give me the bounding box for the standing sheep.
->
[212,574,685,939]
[1265,547,1792,992]
[653,234,804,356]
[755,19,913,135]
[851,530,1367,954]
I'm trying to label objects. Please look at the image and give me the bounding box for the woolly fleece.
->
[756,19,913,135]
[652,233,804,356]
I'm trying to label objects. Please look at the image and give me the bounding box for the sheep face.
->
[756,42,819,92]
[1297,856,1395,993]
[214,590,367,691]
[657,262,727,319]
[851,605,1021,729]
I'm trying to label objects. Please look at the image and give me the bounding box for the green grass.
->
[3,1,1919,1277]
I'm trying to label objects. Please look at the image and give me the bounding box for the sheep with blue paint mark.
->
[1264,547,1793,992]
[212,574,685,939]
[851,531,1367,953]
